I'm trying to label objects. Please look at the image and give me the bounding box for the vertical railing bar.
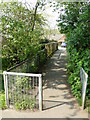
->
[8,75,10,106]
[27,76,28,104]
[23,76,25,101]
[36,77,38,107]
[3,73,6,90]
[17,75,19,103]
[15,75,16,103]
[6,73,9,107]
[10,75,12,105]
[36,77,37,97]
[4,73,7,105]
[19,75,21,103]
[21,76,23,102]
[39,75,42,111]
[12,75,14,105]
[29,77,31,107]
[33,76,34,99]
[14,75,15,103]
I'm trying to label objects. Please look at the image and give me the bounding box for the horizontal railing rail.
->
[7,59,28,72]
[3,71,42,77]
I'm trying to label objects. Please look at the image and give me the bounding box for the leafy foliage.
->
[15,97,36,110]
[0,92,7,109]
[8,77,36,110]
[57,2,90,108]
[0,1,45,70]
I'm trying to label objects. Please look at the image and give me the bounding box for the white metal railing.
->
[3,71,42,111]
[80,67,88,110]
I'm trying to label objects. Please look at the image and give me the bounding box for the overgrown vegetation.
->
[0,0,58,110]
[0,92,7,109]
[9,77,36,110]
[0,1,46,109]
[0,1,46,70]
[57,2,90,110]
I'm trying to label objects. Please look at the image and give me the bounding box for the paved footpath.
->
[1,47,89,119]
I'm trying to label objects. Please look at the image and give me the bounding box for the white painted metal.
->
[80,67,88,110]
[5,74,9,107]
[3,71,41,77]
[39,76,42,111]
[4,74,6,102]
[3,71,42,111]
[3,71,6,90]
[4,72,9,107]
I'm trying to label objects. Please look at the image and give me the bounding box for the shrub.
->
[0,92,7,109]
[57,2,89,109]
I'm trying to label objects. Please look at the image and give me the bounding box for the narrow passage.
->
[2,47,88,118]
[42,47,88,118]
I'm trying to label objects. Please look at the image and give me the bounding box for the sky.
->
[20,0,59,29]
[43,4,59,29]
[0,0,59,29]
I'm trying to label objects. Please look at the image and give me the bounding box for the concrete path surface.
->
[1,47,89,119]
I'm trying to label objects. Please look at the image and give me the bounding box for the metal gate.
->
[3,71,42,111]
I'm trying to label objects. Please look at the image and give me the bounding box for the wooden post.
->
[39,75,42,111]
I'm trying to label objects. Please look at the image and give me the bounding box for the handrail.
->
[7,59,28,72]
[4,42,58,72]
[7,48,47,72]
[3,71,42,77]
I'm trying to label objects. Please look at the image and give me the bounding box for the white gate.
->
[3,71,42,111]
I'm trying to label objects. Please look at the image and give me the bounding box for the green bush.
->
[8,77,37,110]
[57,2,89,109]
[0,1,45,71]
[15,97,36,110]
[0,92,7,109]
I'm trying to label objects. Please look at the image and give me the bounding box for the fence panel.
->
[3,71,42,111]
[45,42,58,57]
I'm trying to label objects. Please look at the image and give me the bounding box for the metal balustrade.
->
[3,71,42,111]
[2,42,58,111]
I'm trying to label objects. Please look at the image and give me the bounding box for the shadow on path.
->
[41,47,82,117]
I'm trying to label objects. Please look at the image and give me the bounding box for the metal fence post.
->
[3,71,9,107]
[80,67,88,110]
[39,74,42,111]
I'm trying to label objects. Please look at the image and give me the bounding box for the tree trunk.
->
[32,1,39,31]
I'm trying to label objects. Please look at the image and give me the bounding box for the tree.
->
[0,1,46,70]
[56,1,90,107]
[31,0,47,31]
